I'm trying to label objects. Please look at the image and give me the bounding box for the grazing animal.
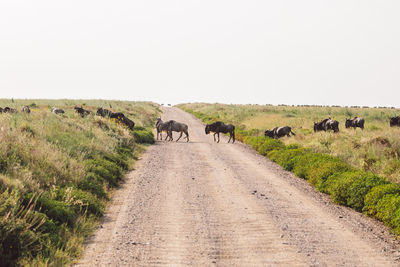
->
[155,118,172,141]
[4,107,17,113]
[21,106,31,113]
[345,117,365,130]
[166,120,189,142]
[74,106,91,117]
[325,119,340,132]
[0,107,3,113]
[110,112,135,130]
[96,107,113,117]
[390,116,400,127]
[52,107,65,114]
[205,121,235,143]
[313,118,330,132]
[265,126,296,138]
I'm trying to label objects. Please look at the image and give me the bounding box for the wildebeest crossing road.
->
[77,107,400,266]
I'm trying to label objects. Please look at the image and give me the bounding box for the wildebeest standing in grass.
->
[4,107,17,113]
[345,117,365,130]
[166,120,189,142]
[155,118,172,141]
[74,106,91,117]
[325,119,340,132]
[22,106,31,113]
[205,121,235,143]
[110,112,135,130]
[0,107,3,113]
[96,107,113,117]
[313,118,330,132]
[52,107,65,114]
[265,126,296,138]
[390,116,400,127]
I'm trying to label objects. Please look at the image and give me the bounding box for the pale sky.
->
[1,1,399,107]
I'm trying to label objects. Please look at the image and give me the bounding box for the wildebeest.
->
[265,126,296,138]
[52,107,65,114]
[110,112,135,130]
[21,106,31,113]
[3,107,17,113]
[0,107,3,113]
[155,118,172,141]
[205,121,235,143]
[390,116,400,127]
[74,106,91,117]
[96,107,113,117]
[325,119,340,132]
[166,120,189,142]
[345,117,365,130]
[314,118,339,133]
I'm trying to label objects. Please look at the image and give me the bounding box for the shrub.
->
[258,138,285,156]
[267,148,306,171]
[308,160,352,192]
[364,184,400,216]
[132,130,155,144]
[375,194,400,230]
[78,173,108,200]
[328,171,363,206]
[37,195,77,226]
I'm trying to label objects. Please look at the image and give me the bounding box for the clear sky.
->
[0,1,399,107]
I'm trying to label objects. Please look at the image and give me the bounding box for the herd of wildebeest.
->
[0,105,135,130]
[156,115,400,143]
[2,105,400,143]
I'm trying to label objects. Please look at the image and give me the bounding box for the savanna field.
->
[0,99,160,266]
[178,103,400,234]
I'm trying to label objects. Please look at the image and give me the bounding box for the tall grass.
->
[0,99,160,266]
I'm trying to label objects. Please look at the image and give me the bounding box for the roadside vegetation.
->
[0,99,160,266]
[178,103,400,234]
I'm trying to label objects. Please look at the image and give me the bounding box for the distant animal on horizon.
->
[110,112,135,130]
[265,126,296,138]
[74,106,91,117]
[205,121,235,143]
[155,118,172,141]
[21,106,31,113]
[345,116,365,130]
[52,107,65,114]
[96,107,113,117]
[4,107,17,113]
[314,118,339,133]
[390,116,400,127]
[166,120,189,142]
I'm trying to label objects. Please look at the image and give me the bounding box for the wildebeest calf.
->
[265,126,296,138]
[205,121,235,143]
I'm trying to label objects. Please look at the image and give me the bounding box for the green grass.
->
[178,102,400,235]
[0,99,160,266]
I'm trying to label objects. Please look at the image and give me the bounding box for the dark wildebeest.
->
[4,107,17,113]
[265,126,296,138]
[325,119,340,132]
[345,117,365,130]
[205,121,235,143]
[22,106,31,113]
[390,116,400,127]
[314,118,330,132]
[96,107,113,117]
[166,120,189,142]
[74,106,91,117]
[110,112,135,130]
[0,107,3,113]
[52,107,65,114]
[155,118,172,141]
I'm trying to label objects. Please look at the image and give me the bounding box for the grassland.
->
[0,99,160,266]
[178,103,400,183]
[178,103,400,235]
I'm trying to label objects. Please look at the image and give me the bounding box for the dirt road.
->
[77,107,400,266]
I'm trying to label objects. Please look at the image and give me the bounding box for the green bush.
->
[37,195,76,226]
[267,148,306,171]
[326,171,362,206]
[308,160,352,192]
[85,158,123,187]
[364,184,400,216]
[78,173,108,200]
[258,138,285,156]
[132,130,155,144]
[375,194,400,231]
[57,188,104,217]
[346,173,387,212]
